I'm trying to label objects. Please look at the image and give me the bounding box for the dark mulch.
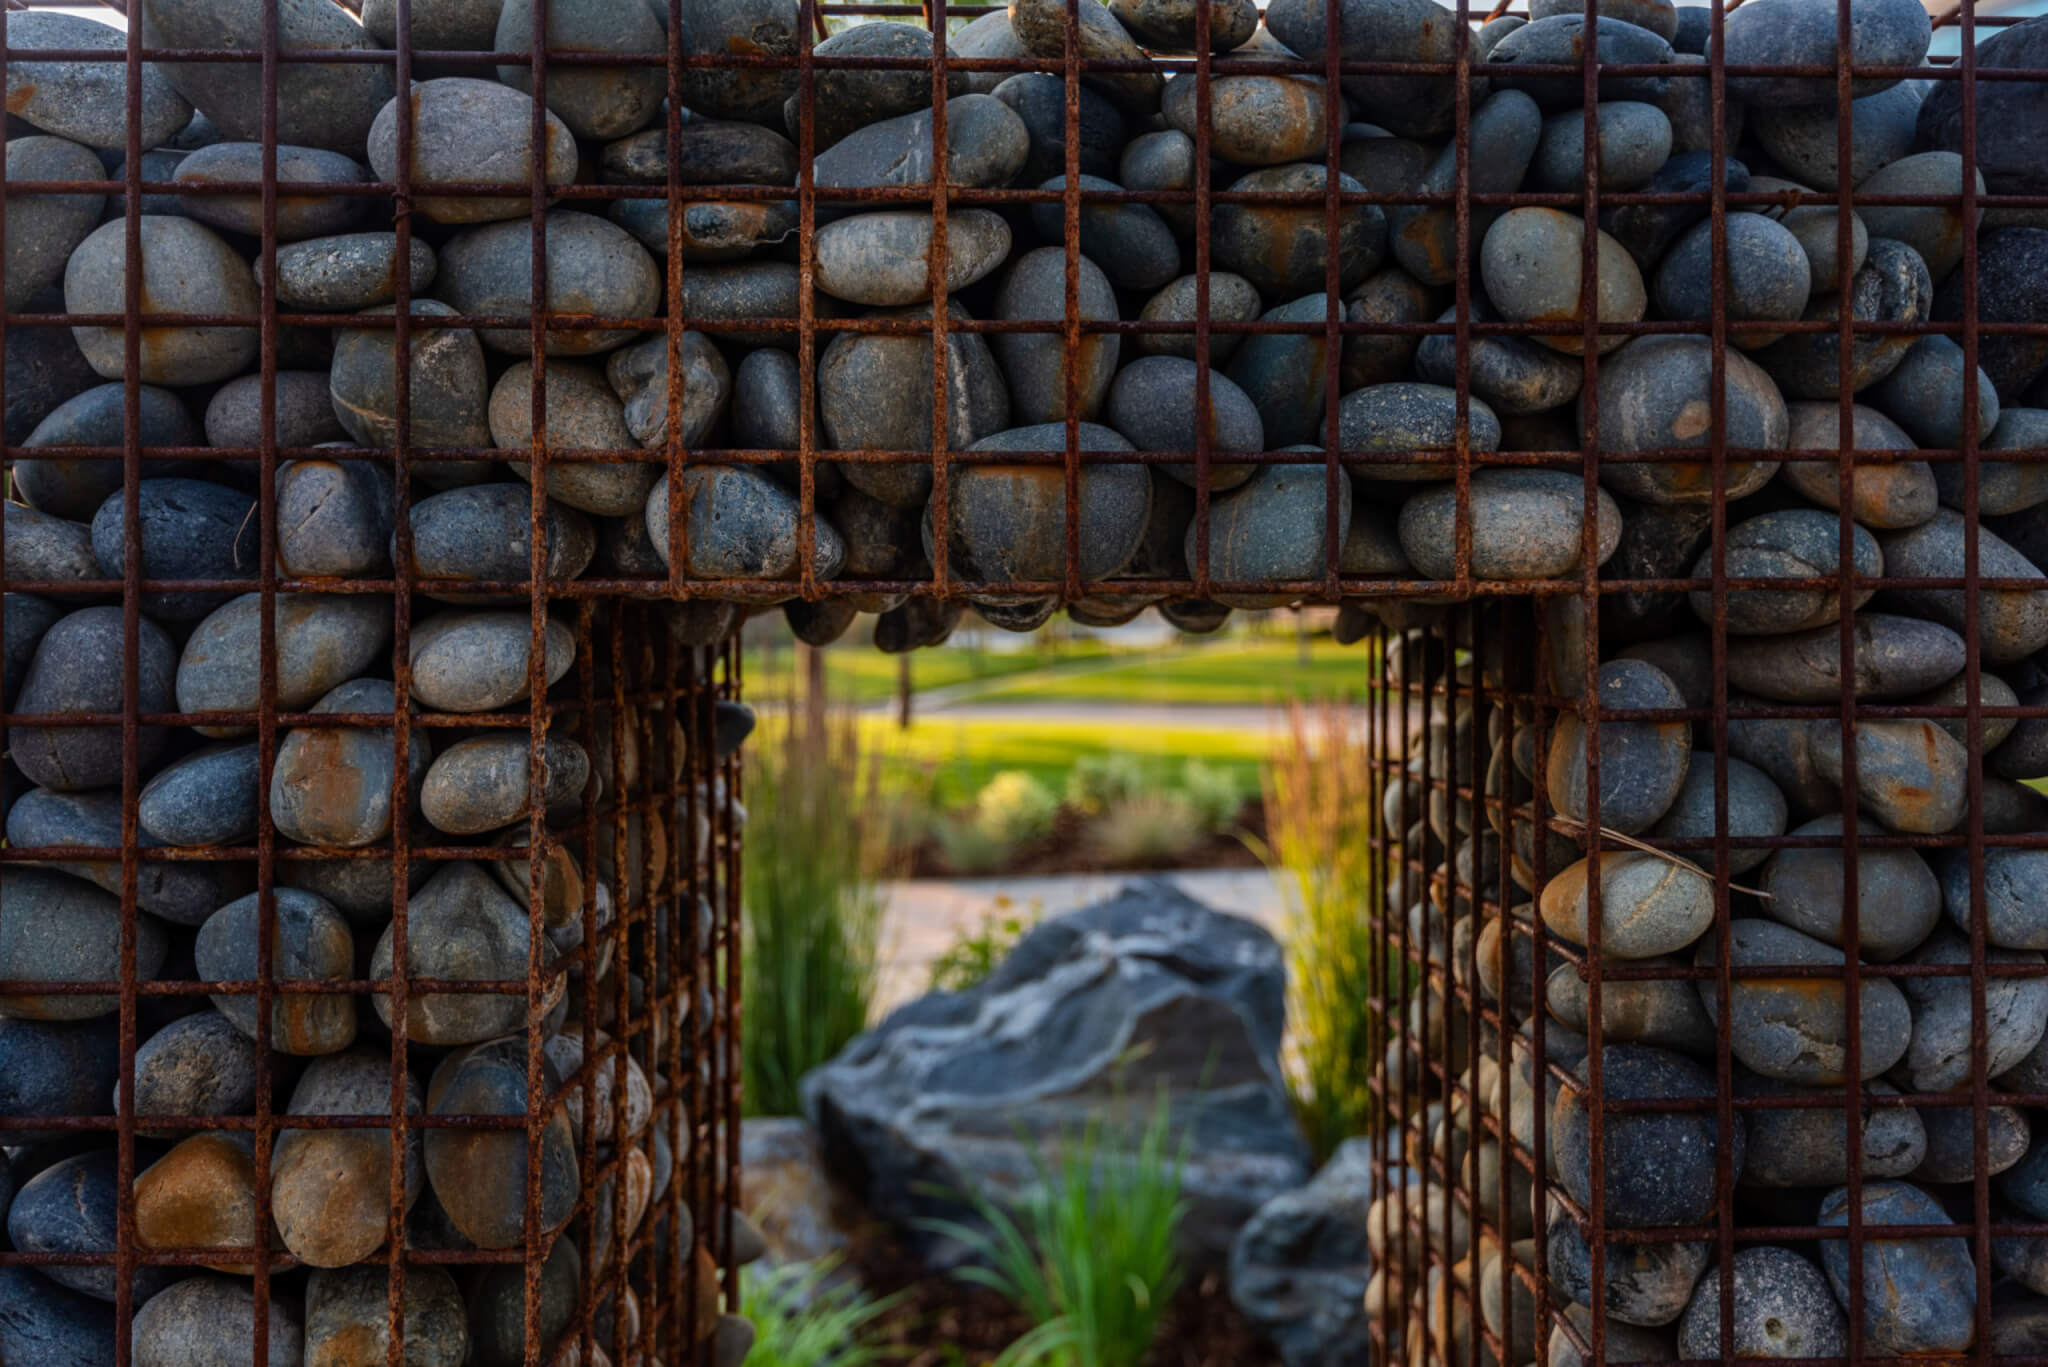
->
[904,803,1270,880]
[850,1229,1281,1367]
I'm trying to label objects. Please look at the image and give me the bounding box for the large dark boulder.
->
[803,878,1310,1266]
[1228,1138,1379,1367]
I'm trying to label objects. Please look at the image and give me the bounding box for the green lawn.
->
[743,638,1110,704]
[963,639,1373,706]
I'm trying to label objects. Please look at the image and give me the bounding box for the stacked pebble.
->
[3,5,773,1358]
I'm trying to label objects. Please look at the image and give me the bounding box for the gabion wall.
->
[0,0,756,1363]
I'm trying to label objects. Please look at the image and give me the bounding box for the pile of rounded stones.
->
[1368,571,2048,1366]
[7,0,2038,652]
[0,582,760,1364]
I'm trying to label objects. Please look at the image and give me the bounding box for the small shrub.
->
[923,1093,1188,1367]
[1179,758,1245,834]
[1085,792,1203,866]
[928,898,1040,993]
[1064,752,1149,815]
[933,817,1016,876]
[973,770,1062,847]
[741,1257,903,1367]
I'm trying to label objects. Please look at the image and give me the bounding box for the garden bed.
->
[902,802,1269,879]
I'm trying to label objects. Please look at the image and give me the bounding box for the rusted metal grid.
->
[0,0,747,1363]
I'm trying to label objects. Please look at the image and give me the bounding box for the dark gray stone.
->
[372,862,548,1047]
[132,1275,301,1367]
[329,300,495,476]
[804,879,1311,1265]
[64,216,259,385]
[4,137,107,312]
[1110,0,1259,51]
[733,349,802,455]
[1859,152,1981,281]
[1763,814,1942,962]
[1402,468,1621,582]
[1339,382,1503,482]
[1548,1213,1710,1326]
[1138,273,1266,365]
[993,247,1122,427]
[440,210,659,357]
[1679,1248,1845,1360]
[1650,752,1788,876]
[5,295,102,446]
[1228,1138,1375,1367]
[467,1240,580,1367]
[195,886,356,1055]
[819,300,1011,509]
[1880,508,2048,662]
[495,0,665,139]
[2,12,190,151]
[403,483,596,601]
[1655,214,1813,341]
[365,77,576,224]
[674,0,801,123]
[12,606,175,791]
[1034,175,1182,292]
[1735,1069,1927,1187]
[205,370,349,452]
[1781,402,1937,528]
[1214,163,1384,298]
[1724,0,1929,105]
[1546,658,1692,835]
[1009,0,1163,116]
[1818,1182,1976,1354]
[1343,270,1431,389]
[0,1017,119,1144]
[0,868,168,1020]
[1481,207,1648,355]
[173,141,369,240]
[425,1036,578,1249]
[1756,81,1921,191]
[1392,90,1543,287]
[1915,1102,2030,1183]
[1896,926,2048,1092]
[1416,299,1583,417]
[608,331,732,453]
[1591,337,1789,503]
[486,360,657,517]
[602,119,798,187]
[137,741,259,848]
[0,1264,115,1367]
[1960,407,2048,514]
[1123,128,1199,236]
[276,457,395,580]
[1754,236,1932,399]
[1764,187,1871,292]
[1600,149,1750,275]
[273,1046,424,1268]
[1555,1044,1739,1228]
[1229,294,1337,448]
[406,610,574,714]
[1872,333,2000,450]
[4,500,104,592]
[1163,71,1326,168]
[1534,101,1674,193]
[1107,355,1263,491]
[1939,846,2048,951]
[1699,918,1913,1084]
[1693,509,1880,635]
[815,209,1012,308]
[90,478,257,624]
[1265,0,1468,139]
[1530,0,1677,37]
[6,786,247,927]
[15,384,198,523]
[1193,459,1352,606]
[1726,612,1966,703]
[129,1010,259,1127]
[933,425,1151,593]
[1483,16,1676,109]
[274,232,438,313]
[177,593,392,737]
[814,95,1031,193]
[138,0,393,154]
[420,734,588,836]
[9,1149,175,1302]
[1002,72,1125,183]
[646,466,847,582]
[1547,956,1716,1055]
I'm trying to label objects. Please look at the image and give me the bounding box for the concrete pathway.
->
[873,866,1289,1015]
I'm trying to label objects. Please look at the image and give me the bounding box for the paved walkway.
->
[873,867,1289,1015]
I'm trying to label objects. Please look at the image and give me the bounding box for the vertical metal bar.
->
[795,0,819,598]
[928,0,956,600]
